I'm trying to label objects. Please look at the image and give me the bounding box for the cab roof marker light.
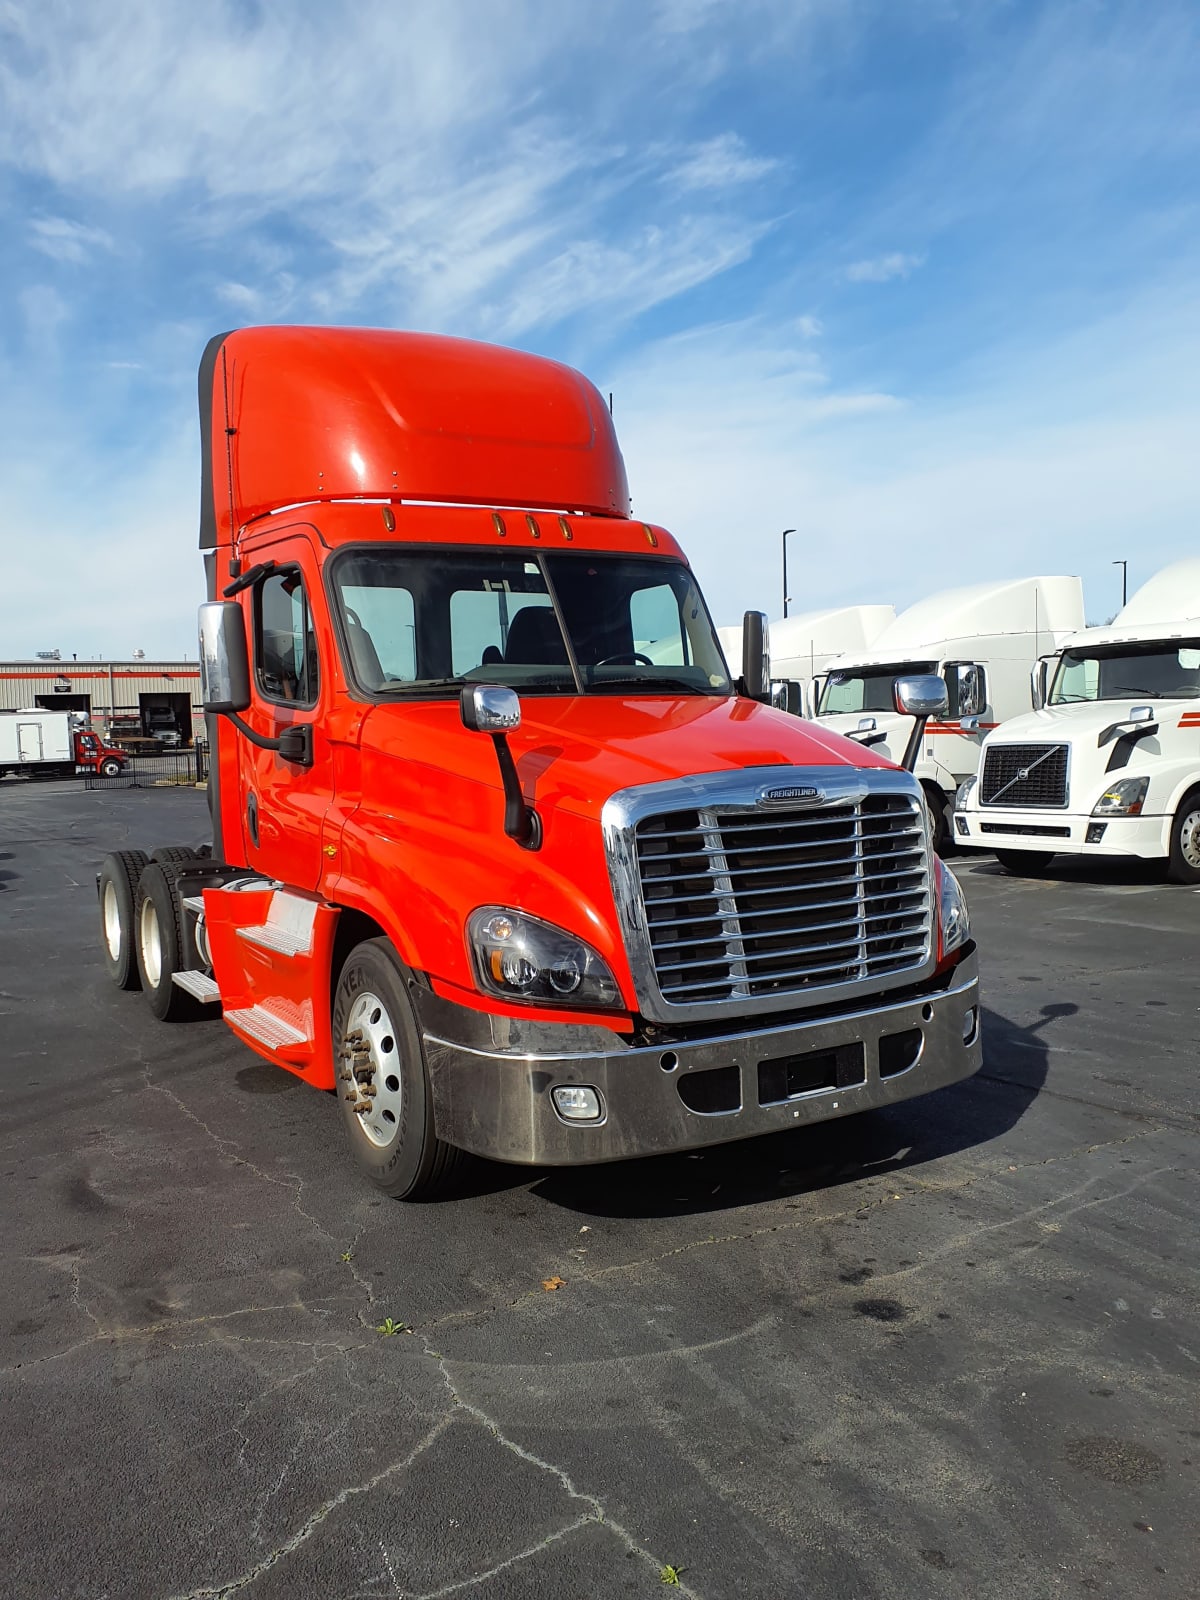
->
[525,514,541,539]
[558,517,574,541]
[492,512,507,538]
[643,524,658,546]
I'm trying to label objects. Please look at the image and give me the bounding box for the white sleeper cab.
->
[954,559,1200,884]
[815,577,1086,851]
[718,604,896,722]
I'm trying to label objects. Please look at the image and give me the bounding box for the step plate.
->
[172,970,220,1003]
[236,924,311,957]
[224,1004,309,1050]
[181,896,207,915]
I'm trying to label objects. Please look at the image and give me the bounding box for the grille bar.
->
[632,791,932,1008]
[980,743,1069,808]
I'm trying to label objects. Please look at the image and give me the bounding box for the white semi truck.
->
[953,558,1200,883]
[718,604,896,719]
[815,577,1086,850]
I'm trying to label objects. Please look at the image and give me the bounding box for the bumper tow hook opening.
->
[962,1006,979,1046]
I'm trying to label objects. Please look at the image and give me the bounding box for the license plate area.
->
[757,1042,866,1105]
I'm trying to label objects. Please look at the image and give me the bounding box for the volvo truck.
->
[815,577,1086,851]
[94,327,980,1198]
[954,559,1200,883]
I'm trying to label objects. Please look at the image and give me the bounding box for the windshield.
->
[1048,641,1200,704]
[330,547,732,698]
[819,661,937,716]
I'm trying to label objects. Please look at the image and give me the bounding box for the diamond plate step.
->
[181,896,207,915]
[223,1004,309,1050]
[172,970,220,1003]
[237,923,311,957]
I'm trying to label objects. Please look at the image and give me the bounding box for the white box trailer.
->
[0,709,74,775]
[954,559,1200,882]
[815,577,1086,849]
[718,604,896,717]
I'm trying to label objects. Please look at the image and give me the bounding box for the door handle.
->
[247,791,259,848]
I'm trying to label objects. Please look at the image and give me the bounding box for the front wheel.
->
[332,939,468,1199]
[1167,791,1200,885]
[99,757,123,779]
[994,848,1056,876]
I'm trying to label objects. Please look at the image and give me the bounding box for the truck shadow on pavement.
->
[520,1001,1075,1221]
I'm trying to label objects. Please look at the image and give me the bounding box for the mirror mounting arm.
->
[490,732,542,850]
[900,717,929,773]
[224,712,313,767]
[459,684,542,850]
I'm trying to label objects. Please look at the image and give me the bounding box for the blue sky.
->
[1,0,1198,658]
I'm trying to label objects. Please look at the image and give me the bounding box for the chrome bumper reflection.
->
[423,954,980,1166]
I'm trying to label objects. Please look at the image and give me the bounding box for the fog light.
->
[955,815,969,837]
[551,1085,602,1122]
[1086,822,1107,843]
[962,1007,978,1044]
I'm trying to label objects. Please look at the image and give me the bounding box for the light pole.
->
[1112,559,1128,609]
[781,528,796,618]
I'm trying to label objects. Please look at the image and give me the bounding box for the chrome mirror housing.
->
[460,684,521,733]
[198,602,251,714]
[893,675,948,719]
[1128,704,1154,724]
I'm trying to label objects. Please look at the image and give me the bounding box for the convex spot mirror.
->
[198,601,251,714]
[460,683,521,733]
[893,674,948,718]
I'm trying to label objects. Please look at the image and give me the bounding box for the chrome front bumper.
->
[421,952,981,1166]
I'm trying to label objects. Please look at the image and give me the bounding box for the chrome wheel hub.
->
[339,990,403,1148]
[1181,807,1200,870]
[139,896,162,989]
[103,882,122,961]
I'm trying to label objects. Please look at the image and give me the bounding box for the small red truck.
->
[96,327,980,1197]
[1,710,127,780]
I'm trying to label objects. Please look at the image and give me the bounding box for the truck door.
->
[18,722,43,762]
[239,540,333,891]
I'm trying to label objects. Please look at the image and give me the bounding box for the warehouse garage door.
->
[139,691,194,747]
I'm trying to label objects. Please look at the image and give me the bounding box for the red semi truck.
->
[96,327,980,1198]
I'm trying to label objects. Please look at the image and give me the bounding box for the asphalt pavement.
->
[1,781,1197,1599]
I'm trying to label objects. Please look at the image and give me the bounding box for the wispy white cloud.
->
[844,251,924,283]
[666,133,778,191]
[29,215,115,264]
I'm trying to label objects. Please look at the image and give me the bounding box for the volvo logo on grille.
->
[761,784,825,805]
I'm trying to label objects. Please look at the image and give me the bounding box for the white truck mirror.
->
[893,675,948,719]
[1031,656,1054,710]
[198,602,251,713]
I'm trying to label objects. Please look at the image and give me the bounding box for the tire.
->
[98,850,149,990]
[922,783,954,857]
[99,758,123,779]
[1167,790,1200,886]
[332,939,468,1199]
[135,863,204,1021]
[994,848,1056,876]
[149,845,198,866]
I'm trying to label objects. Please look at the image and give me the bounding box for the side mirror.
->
[857,716,877,732]
[1031,657,1050,710]
[893,675,948,719]
[459,684,539,849]
[198,602,251,713]
[770,679,802,716]
[741,611,770,703]
[950,662,985,718]
[460,684,521,732]
[1128,704,1154,724]
[960,715,981,735]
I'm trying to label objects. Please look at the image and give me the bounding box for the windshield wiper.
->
[1105,687,1164,697]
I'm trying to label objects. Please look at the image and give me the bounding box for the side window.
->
[256,569,319,706]
[630,583,687,665]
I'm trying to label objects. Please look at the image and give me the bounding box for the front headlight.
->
[936,857,970,956]
[1091,776,1149,817]
[468,908,622,1009]
[955,776,977,811]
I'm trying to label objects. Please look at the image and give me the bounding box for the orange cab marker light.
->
[557,517,574,541]
[644,524,658,547]
[492,512,507,538]
[382,506,396,531]
[525,514,541,539]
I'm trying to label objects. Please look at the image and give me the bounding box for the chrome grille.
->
[980,743,1068,808]
[633,793,931,1008]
